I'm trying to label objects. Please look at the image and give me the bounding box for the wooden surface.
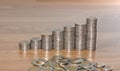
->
[0,34,120,71]
[0,3,120,71]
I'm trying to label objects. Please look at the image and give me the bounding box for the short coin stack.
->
[29,55,113,71]
[19,17,97,52]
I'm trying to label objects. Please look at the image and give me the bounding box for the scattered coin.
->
[30,56,113,71]
[103,66,112,71]
[96,62,106,68]
[31,58,48,67]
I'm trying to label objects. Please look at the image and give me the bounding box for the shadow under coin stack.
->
[19,17,97,52]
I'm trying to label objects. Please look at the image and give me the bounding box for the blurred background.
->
[0,0,120,71]
[0,0,120,49]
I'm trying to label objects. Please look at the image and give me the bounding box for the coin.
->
[103,66,112,71]
[31,58,48,67]
[41,33,53,50]
[81,61,97,69]
[19,40,30,50]
[30,37,41,50]
[64,64,79,71]
[29,67,44,71]
[53,67,65,71]
[63,26,75,51]
[74,24,87,50]
[96,62,106,68]
[52,30,63,50]
[72,58,87,64]
[86,17,97,51]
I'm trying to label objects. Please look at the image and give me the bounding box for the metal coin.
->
[53,67,65,71]
[52,30,63,50]
[72,58,87,64]
[19,40,30,50]
[41,33,52,50]
[30,37,41,50]
[29,67,44,71]
[64,64,79,71]
[31,58,48,67]
[96,62,106,68]
[63,26,75,51]
[103,66,112,71]
[86,17,97,51]
[52,55,65,62]
[81,61,97,69]
[74,24,87,50]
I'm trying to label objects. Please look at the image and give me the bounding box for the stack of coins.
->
[75,24,87,50]
[63,26,75,51]
[52,30,63,50]
[29,55,113,71]
[19,40,30,51]
[41,33,53,51]
[86,17,97,51]
[19,17,98,52]
[30,37,41,50]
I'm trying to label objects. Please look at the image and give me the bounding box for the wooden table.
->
[0,33,119,71]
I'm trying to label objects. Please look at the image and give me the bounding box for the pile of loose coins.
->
[29,55,113,71]
[19,17,97,52]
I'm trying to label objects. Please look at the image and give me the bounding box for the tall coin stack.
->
[86,17,97,51]
[52,30,63,50]
[30,37,41,50]
[75,24,87,50]
[63,26,75,51]
[41,33,53,51]
[19,17,98,52]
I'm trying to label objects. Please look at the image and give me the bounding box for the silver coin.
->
[74,24,87,50]
[72,58,87,64]
[64,64,79,71]
[30,37,41,50]
[96,62,106,68]
[86,17,97,51]
[52,55,65,62]
[19,40,30,50]
[41,33,53,50]
[29,67,44,71]
[52,30,63,50]
[87,66,98,71]
[103,66,112,71]
[81,61,97,69]
[63,26,75,51]
[31,58,48,67]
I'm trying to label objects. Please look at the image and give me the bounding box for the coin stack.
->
[19,40,30,51]
[29,55,113,71]
[52,30,63,50]
[86,17,97,51]
[41,33,53,51]
[75,24,87,50]
[30,37,41,50]
[63,26,75,51]
[19,17,98,52]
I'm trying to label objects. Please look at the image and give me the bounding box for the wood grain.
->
[0,33,120,71]
[0,4,120,71]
